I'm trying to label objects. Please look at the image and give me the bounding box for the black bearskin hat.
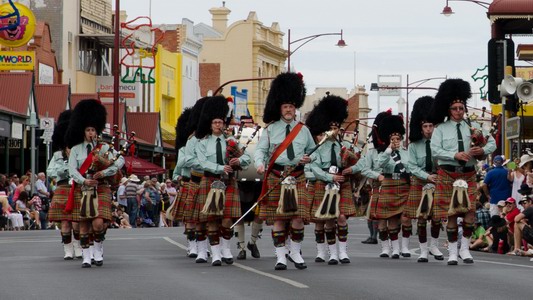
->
[175,107,193,154]
[195,95,229,139]
[430,78,471,124]
[66,99,107,148]
[186,97,209,135]
[378,115,405,149]
[409,96,435,143]
[305,95,348,136]
[51,109,71,151]
[263,72,306,124]
[371,109,392,151]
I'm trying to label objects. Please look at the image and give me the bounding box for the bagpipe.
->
[201,125,261,216]
[464,108,502,160]
[231,130,333,228]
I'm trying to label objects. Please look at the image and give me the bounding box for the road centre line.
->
[163,237,309,289]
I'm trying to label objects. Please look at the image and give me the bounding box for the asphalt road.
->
[1,218,531,300]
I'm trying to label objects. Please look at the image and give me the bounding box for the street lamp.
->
[441,0,490,16]
[370,76,446,145]
[287,29,347,72]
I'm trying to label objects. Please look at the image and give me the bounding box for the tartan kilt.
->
[258,171,310,225]
[369,177,409,219]
[182,181,200,223]
[404,176,431,219]
[48,183,81,222]
[170,183,189,221]
[194,176,240,223]
[75,184,113,221]
[311,180,355,222]
[433,169,477,219]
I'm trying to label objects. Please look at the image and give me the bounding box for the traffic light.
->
[488,38,515,104]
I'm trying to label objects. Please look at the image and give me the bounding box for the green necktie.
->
[331,143,337,167]
[286,124,295,160]
[216,138,224,165]
[425,140,433,172]
[456,123,466,166]
[86,144,92,156]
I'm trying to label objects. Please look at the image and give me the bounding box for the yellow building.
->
[198,5,286,123]
[154,44,182,144]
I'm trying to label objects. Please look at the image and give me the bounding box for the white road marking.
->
[163,237,309,289]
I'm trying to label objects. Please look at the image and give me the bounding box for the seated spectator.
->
[487,215,510,254]
[470,219,488,251]
[117,208,131,229]
[510,197,533,256]
[1,191,23,230]
[504,197,520,235]
[15,191,40,229]
[517,183,533,211]
[475,202,491,229]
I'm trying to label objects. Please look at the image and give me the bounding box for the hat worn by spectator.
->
[120,177,128,185]
[128,174,141,183]
[519,153,533,168]
[505,197,516,204]
[517,183,532,195]
[497,200,506,207]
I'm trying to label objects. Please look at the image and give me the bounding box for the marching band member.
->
[254,72,315,270]
[47,110,82,260]
[372,115,410,259]
[171,107,195,255]
[430,79,496,265]
[183,97,209,263]
[344,110,392,256]
[66,99,124,268]
[404,96,444,262]
[194,96,251,266]
[306,95,355,264]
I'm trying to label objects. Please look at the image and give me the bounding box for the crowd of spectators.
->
[474,153,533,261]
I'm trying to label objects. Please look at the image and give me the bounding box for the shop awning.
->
[123,156,166,176]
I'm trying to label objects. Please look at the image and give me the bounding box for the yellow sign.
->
[0,50,34,70]
[0,1,36,48]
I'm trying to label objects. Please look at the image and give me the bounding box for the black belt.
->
[56,179,69,186]
[272,164,304,173]
[383,173,409,180]
[204,171,221,179]
[439,165,475,173]
[181,177,190,183]
[191,174,202,183]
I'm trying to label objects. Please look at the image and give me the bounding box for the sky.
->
[117,0,526,117]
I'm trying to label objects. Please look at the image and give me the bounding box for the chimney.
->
[209,4,231,34]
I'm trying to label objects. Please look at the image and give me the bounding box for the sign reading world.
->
[0,1,36,48]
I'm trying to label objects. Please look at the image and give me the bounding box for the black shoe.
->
[447,260,458,265]
[339,258,351,264]
[463,258,474,264]
[315,257,325,263]
[64,256,74,261]
[275,263,287,270]
[212,260,222,266]
[223,257,234,265]
[294,262,307,270]
[81,263,91,268]
[391,254,400,259]
[417,257,428,263]
[379,253,390,258]
[196,258,207,263]
[369,238,378,244]
[247,242,260,258]
[328,259,339,265]
[361,237,374,244]
[91,258,95,265]
[429,251,444,261]
[237,249,246,260]
[401,252,411,258]
[94,260,103,267]
[188,252,198,258]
